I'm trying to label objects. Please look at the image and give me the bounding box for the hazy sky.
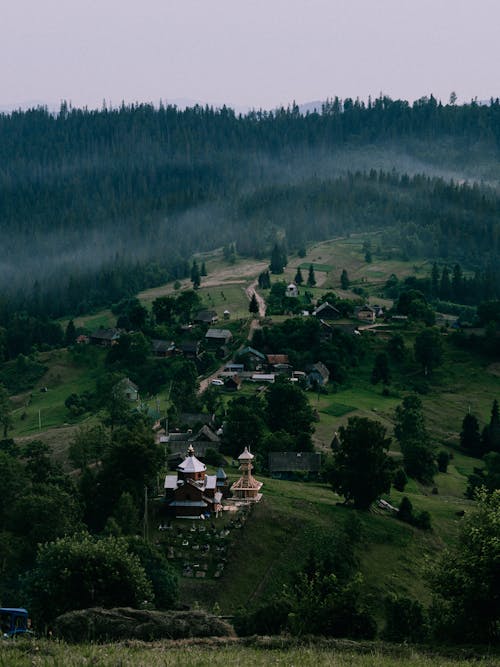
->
[1,0,498,110]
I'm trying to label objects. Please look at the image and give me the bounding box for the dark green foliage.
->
[294,267,303,285]
[398,496,432,530]
[221,398,265,459]
[466,452,500,498]
[428,490,500,644]
[437,450,450,473]
[328,417,394,509]
[0,355,47,393]
[269,243,287,274]
[64,319,76,346]
[126,538,178,609]
[414,328,443,375]
[382,595,427,642]
[386,334,406,362]
[0,384,13,438]
[393,468,408,492]
[257,270,271,289]
[265,377,314,443]
[112,297,148,330]
[340,269,350,290]
[460,412,483,457]
[248,293,259,314]
[482,398,500,454]
[396,290,435,325]
[307,264,316,286]
[24,533,153,625]
[69,425,109,470]
[190,260,201,288]
[371,352,390,385]
[395,395,436,484]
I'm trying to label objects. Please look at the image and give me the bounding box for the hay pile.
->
[54,607,235,643]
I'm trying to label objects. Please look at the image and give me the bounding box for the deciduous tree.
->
[328,417,393,509]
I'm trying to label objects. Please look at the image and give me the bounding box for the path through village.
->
[198,280,265,394]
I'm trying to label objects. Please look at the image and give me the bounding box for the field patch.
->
[298,262,333,272]
[319,402,357,417]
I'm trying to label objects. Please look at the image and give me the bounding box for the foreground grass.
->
[0,639,496,667]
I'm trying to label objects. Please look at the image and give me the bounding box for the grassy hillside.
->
[172,473,471,620]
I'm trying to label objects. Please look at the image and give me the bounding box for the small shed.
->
[313,302,341,320]
[286,283,299,298]
[195,310,218,325]
[269,451,322,480]
[306,362,330,387]
[357,305,376,323]
[89,328,121,347]
[205,328,233,348]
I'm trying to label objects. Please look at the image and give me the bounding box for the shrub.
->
[382,595,427,642]
[437,450,450,473]
[393,468,408,492]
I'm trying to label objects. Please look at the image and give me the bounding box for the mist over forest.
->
[1,96,500,317]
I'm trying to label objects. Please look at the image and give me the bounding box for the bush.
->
[393,468,408,492]
[382,595,427,642]
[398,497,432,530]
[437,450,450,473]
[55,607,235,642]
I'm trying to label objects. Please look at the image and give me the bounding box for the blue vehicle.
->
[0,608,32,638]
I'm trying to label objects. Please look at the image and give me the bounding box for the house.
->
[205,328,233,348]
[251,373,275,383]
[195,309,218,325]
[312,302,341,320]
[180,340,201,360]
[230,447,263,502]
[319,319,333,343]
[356,305,376,323]
[165,426,221,469]
[89,328,121,347]
[268,451,322,480]
[224,375,242,391]
[223,310,231,320]
[151,339,176,357]
[237,346,266,371]
[118,377,139,401]
[225,363,244,373]
[285,283,299,298]
[163,445,222,518]
[266,354,292,376]
[76,334,89,344]
[306,361,330,387]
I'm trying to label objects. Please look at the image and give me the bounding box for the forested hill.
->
[1,96,500,318]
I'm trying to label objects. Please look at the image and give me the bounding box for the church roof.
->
[238,446,254,461]
[205,475,217,490]
[177,444,206,474]
[164,475,179,490]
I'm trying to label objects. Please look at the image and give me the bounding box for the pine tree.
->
[270,243,286,274]
[482,399,500,454]
[249,293,259,314]
[340,269,350,290]
[307,264,316,287]
[294,267,304,285]
[201,261,207,276]
[65,319,76,346]
[190,261,200,289]
[460,412,482,457]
